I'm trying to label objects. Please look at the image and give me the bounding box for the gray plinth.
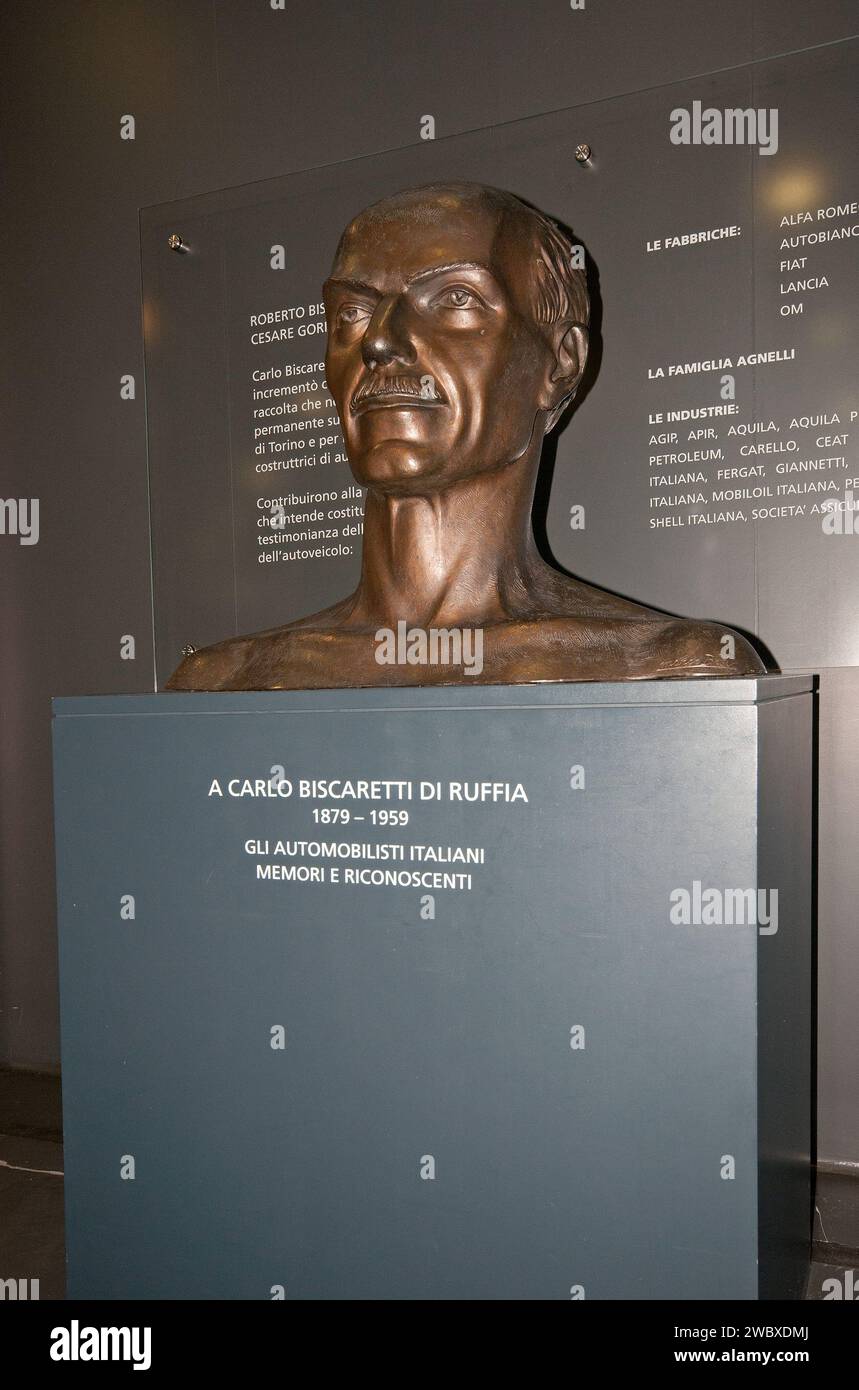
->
[52,677,814,1300]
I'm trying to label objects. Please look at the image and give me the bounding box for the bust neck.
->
[352,450,543,628]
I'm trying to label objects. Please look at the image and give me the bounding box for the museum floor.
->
[1,1066,855,1301]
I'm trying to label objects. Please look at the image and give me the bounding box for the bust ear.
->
[542,323,588,433]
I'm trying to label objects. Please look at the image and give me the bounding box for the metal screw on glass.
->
[575,144,592,165]
[181,645,197,657]
[168,233,189,253]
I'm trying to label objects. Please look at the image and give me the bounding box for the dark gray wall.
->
[1,1,857,1168]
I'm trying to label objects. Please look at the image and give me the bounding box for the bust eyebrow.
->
[323,277,380,298]
[405,261,498,287]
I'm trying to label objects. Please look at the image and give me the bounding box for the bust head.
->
[322,182,589,494]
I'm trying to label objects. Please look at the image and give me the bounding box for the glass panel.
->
[142,41,859,684]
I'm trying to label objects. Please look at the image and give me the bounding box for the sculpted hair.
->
[521,204,590,332]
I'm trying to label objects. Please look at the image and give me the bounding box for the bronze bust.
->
[167,182,765,690]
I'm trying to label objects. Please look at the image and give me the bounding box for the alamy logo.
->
[822,489,859,534]
[822,1269,859,1299]
[670,101,779,156]
[0,498,39,545]
[50,1321,151,1370]
[375,620,484,676]
[669,881,778,934]
[0,1277,39,1299]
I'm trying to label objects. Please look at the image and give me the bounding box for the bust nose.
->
[361,295,417,371]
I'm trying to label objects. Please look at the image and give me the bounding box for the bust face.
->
[322,189,560,494]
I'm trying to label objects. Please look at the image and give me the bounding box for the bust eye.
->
[336,303,370,325]
[432,286,482,310]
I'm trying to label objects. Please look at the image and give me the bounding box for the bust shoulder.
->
[164,634,257,691]
[640,617,767,678]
